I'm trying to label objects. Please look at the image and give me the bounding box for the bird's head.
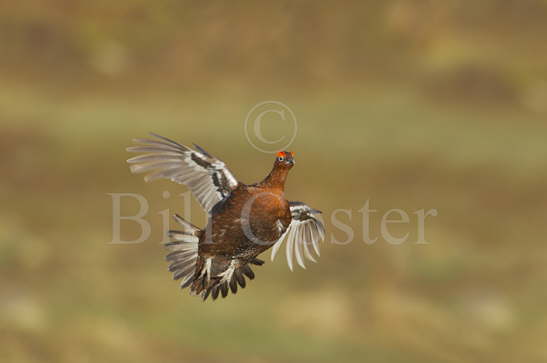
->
[274,151,295,168]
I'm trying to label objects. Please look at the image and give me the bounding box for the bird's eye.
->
[277,156,284,162]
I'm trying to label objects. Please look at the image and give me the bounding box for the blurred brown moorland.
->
[1,1,547,363]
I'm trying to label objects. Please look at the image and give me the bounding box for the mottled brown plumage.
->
[191,155,294,295]
[127,134,325,301]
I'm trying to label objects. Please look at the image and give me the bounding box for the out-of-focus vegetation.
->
[1,1,547,362]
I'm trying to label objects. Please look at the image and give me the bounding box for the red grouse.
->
[127,133,325,300]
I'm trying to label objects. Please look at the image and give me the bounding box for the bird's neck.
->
[261,165,289,191]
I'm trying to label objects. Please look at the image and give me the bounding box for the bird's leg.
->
[218,259,237,284]
[199,257,212,282]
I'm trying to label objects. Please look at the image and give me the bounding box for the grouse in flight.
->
[127,133,325,300]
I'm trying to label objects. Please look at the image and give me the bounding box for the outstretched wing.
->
[127,133,238,212]
[271,201,325,271]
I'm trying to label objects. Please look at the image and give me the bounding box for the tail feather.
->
[189,256,260,301]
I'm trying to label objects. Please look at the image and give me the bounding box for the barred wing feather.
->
[127,133,238,212]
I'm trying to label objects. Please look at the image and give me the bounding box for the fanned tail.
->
[190,255,263,301]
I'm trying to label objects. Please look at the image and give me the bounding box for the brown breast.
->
[199,184,291,258]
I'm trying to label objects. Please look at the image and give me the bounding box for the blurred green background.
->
[2,1,547,362]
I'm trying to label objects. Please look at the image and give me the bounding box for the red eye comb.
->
[277,151,285,157]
